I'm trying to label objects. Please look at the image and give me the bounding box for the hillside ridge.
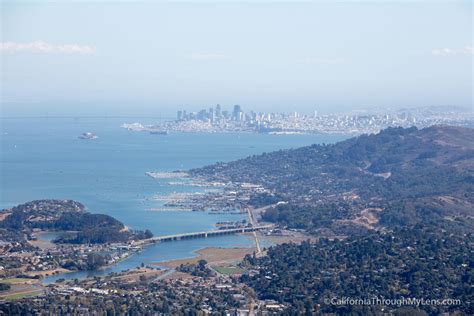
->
[190,125,474,235]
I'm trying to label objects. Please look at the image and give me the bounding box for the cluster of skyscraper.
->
[176,105,311,126]
[170,104,474,135]
[177,105,274,124]
[178,105,237,122]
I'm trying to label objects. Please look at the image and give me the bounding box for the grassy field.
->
[156,247,255,268]
[0,278,36,284]
[2,291,42,300]
[212,266,246,275]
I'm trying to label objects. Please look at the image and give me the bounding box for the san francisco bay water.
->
[0,117,347,282]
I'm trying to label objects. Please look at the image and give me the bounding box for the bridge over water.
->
[136,225,273,245]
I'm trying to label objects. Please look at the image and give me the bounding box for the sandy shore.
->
[154,247,256,268]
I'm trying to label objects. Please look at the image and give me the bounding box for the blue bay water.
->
[0,117,347,282]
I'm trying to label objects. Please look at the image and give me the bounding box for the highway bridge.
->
[136,225,273,245]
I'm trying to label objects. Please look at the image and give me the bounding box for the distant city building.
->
[233,105,242,121]
[197,109,207,121]
[163,105,473,136]
[215,104,221,118]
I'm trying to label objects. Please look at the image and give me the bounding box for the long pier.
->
[136,225,273,245]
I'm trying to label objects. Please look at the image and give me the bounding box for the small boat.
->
[78,132,98,140]
[150,130,169,135]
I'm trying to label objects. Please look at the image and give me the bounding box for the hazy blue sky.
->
[1,0,472,116]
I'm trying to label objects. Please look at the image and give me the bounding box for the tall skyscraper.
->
[209,107,214,123]
[233,105,242,121]
[215,104,221,118]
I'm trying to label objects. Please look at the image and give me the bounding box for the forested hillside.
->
[191,126,474,235]
[191,126,474,314]
[241,225,473,315]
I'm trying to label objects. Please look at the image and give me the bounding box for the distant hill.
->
[190,126,474,235]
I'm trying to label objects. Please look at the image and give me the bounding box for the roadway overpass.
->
[137,225,273,245]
